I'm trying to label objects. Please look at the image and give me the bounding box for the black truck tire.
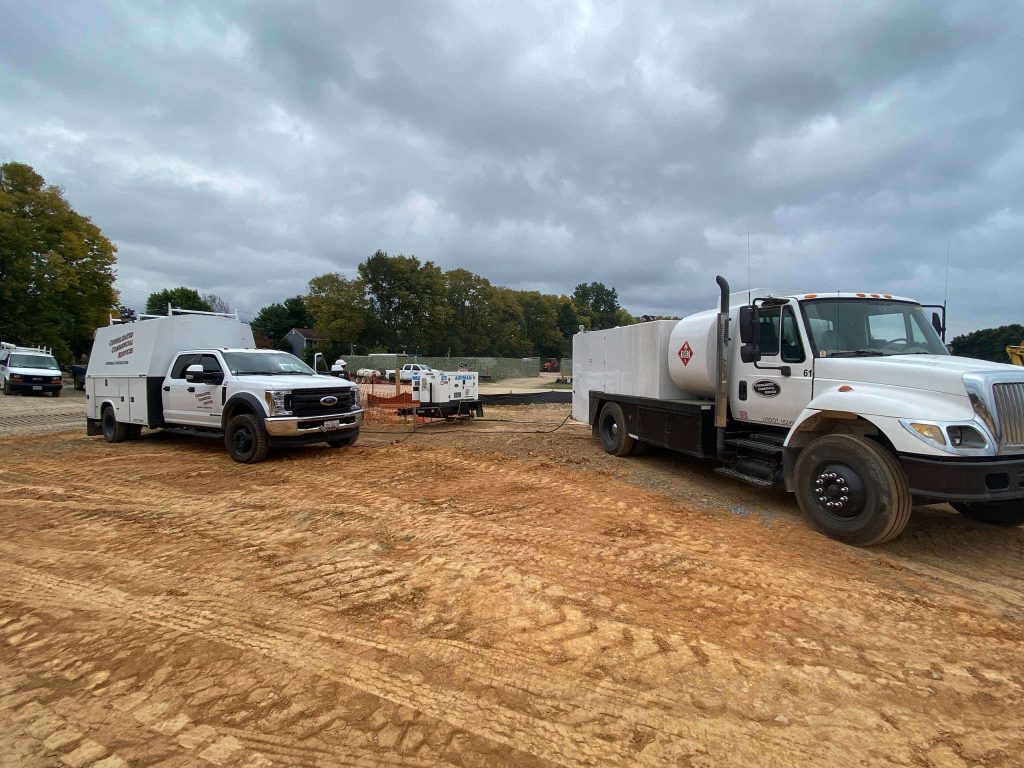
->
[225,413,270,463]
[326,429,359,448]
[794,434,912,546]
[598,402,636,457]
[51,389,61,398]
[952,500,1024,527]
[3,380,12,395]
[101,406,131,443]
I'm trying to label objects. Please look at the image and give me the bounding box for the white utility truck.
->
[85,308,362,463]
[574,276,1024,545]
[0,342,63,396]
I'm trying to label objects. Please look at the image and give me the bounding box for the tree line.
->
[198,251,633,359]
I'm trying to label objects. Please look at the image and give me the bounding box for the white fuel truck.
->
[573,276,1024,545]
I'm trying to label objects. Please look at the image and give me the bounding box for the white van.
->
[0,342,63,396]
[85,308,362,463]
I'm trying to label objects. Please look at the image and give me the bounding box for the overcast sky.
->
[1,1,1021,335]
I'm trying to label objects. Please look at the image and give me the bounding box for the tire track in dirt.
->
[2,427,1024,767]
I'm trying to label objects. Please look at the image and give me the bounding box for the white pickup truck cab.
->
[389,363,434,382]
[85,308,362,462]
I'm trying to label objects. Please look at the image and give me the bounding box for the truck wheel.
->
[793,434,911,546]
[326,429,359,448]
[51,389,61,398]
[3,380,12,395]
[598,402,636,457]
[952,500,1024,527]
[101,407,130,443]
[225,413,270,463]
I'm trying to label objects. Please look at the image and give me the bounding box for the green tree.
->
[145,286,212,315]
[250,295,313,344]
[443,268,497,356]
[517,291,564,358]
[305,275,367,353]
[950,324,1024,363]
[572,281,627,331]
[0,162,118,362]
[358,251,449,354]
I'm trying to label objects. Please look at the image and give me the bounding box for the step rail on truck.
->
[574,276,1024,545]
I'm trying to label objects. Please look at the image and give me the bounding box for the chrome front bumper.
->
[264,409,363,437]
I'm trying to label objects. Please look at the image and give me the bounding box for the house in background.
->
[283,328,326,356]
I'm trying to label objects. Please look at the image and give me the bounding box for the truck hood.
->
[235,374,356,390]
[814,355,1023,396]
[8,366,62,377]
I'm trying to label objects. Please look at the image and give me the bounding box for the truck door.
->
[732,302,813,429]
[163,353,224,427]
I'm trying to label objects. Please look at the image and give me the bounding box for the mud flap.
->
[87,418,102,436]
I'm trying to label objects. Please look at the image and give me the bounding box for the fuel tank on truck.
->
[666,309,718,398]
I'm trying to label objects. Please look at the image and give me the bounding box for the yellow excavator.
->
[1009,341,1024,366]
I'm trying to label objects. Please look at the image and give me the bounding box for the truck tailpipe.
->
[714,275,730,459]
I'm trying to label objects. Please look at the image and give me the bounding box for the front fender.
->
[222,392,268,429]
[787,383,975,456]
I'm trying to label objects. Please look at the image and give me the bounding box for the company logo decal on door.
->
[752,380,781,397]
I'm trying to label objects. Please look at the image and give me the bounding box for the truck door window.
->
[781,307,805,362]
[757,307,781,356]
[200,355,222,375]
[170,354,199,379]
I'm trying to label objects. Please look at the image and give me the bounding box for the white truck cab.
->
[85,308,362,462]
[0,342,63,397]
[389,363,434,382]
[576,277,1024,545]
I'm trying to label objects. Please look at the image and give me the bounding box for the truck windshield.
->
[8,354,60,369]
[801,299,948,357]
[221,351,316,375]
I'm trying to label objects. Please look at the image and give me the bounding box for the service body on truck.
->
[574,277,1024,545]
[85,308,362,462]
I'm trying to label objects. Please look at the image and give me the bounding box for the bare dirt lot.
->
[1,401,1022,767]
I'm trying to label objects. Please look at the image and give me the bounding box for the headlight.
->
[264,390,292,416]
[51,376,62,384]
[907,422,946,446]
[946,425,987,449]
[11,374,23,382]
[352,387,360,408]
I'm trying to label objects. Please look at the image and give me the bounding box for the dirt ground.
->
[1,399,1022,767]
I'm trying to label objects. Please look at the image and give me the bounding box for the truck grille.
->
[993,382,1024,449]
[291,387,355,417]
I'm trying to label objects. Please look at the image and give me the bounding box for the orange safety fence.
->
[358,378,416,424]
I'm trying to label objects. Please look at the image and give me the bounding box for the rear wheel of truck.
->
[225,413,269,463]
[952,500,1024,527]
[101,406,130,443]
[598,402,636,457]
[326,429,359,448]
[794,434,911,546]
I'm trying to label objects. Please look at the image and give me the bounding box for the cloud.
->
[1,0,1021,335]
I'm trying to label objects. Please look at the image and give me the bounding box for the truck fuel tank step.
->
[725,437,785,457]
[713,466,775,488]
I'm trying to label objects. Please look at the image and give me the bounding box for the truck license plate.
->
[324,420,341,430]
[32,385,42,390]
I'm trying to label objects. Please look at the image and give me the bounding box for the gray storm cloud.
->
[1,0,1021,334]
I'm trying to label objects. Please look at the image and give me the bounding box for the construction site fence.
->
[345,355,540,380]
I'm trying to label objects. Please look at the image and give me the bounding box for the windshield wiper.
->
[828,349,886,357]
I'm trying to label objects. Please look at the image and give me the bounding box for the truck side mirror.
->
[739,306,757,345]
[931,311,943,336]
[740,343,761,364]
[185,364,204,383]
[204,371,224,385]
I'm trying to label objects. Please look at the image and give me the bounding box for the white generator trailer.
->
[413,369,483,418]
[574,276,1024,545]
[85,308,362,462]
